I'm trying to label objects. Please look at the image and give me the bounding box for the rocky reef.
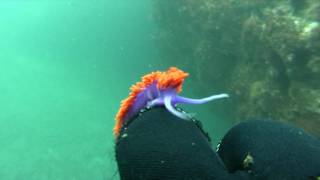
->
[152,0,320,137]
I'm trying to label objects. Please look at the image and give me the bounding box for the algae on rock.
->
[152,0,320,137]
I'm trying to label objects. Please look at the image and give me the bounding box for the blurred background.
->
[0,0,319,179]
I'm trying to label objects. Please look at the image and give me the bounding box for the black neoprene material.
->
[115,107,320,179]
[217,119,320,180]
[115,107,249,180]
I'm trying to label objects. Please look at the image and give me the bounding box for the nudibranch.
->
[114,67,229,137]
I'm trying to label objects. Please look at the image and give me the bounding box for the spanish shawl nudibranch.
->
[114,67,229,137]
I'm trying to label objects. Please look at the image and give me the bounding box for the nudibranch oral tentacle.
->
[173,93,229,105]
[163,93,192,120]
[114,67,229,138]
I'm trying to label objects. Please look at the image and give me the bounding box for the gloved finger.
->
[115,107,250,180]
[217,119,320,179]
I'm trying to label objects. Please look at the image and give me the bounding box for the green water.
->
[0,0,232,179]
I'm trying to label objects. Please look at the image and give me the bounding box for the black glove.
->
[115,107,320,179]
[115,107,249,180]
[217,119,320,179]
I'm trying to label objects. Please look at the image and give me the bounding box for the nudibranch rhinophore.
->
[114,67,229,137]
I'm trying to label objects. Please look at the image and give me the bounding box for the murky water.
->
[0,0,234,179]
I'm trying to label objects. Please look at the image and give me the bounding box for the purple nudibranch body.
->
[126,82,229,121]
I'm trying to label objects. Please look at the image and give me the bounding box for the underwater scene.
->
[0,0,319,179]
